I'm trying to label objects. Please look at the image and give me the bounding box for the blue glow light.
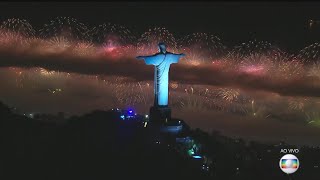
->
[127,109,134,115]
[192,155,202,159]
[120,115,125,120]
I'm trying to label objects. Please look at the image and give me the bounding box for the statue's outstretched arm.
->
[179,53,186,57]
[136,54,158,60]
[136,56,146,60]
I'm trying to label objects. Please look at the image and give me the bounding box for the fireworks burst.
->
[288,97,307,111]
[73,41,95,56]
[217,88,240,102]
[100,41,127,58]
[90,23,136,45]
[137,27,177,54]
[0,18,35,37]
[297,43,320,63]
[271,57,304,80]
[229,39,281,59]
[47,36,71,51]
[179,94,210,113]
[238,53,274,75]
[186,52,202,66]
[305,111,320,126]
[307,62,320,79]
[38,68,57,76]
[8,67,27,88]
[170,81,179,89]
[244,99,270,118]
[179,47,208,66]
[179,32,226,60]
[113,76,152,106]
[39,17,89,41]
[178,86,213,112]
[0,31,29,47]
[48,88,63,95]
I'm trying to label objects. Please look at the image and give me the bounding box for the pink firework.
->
[100,40,123,58]
[238,53,274,76]
[240,65,266,75]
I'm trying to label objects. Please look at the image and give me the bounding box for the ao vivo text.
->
[280,149,299,154]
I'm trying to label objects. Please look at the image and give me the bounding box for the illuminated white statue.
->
[137,43,185,107]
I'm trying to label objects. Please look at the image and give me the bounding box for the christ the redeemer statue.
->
[137,43,185,122]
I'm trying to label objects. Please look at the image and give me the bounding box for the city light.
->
[192,155,202,159]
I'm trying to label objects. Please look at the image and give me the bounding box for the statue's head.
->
[158,42,167,54]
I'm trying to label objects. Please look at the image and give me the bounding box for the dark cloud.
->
[0,49,320,98]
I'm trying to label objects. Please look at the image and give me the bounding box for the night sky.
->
[0,2,319,52]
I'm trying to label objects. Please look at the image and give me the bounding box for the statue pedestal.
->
[149,106,171,123]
